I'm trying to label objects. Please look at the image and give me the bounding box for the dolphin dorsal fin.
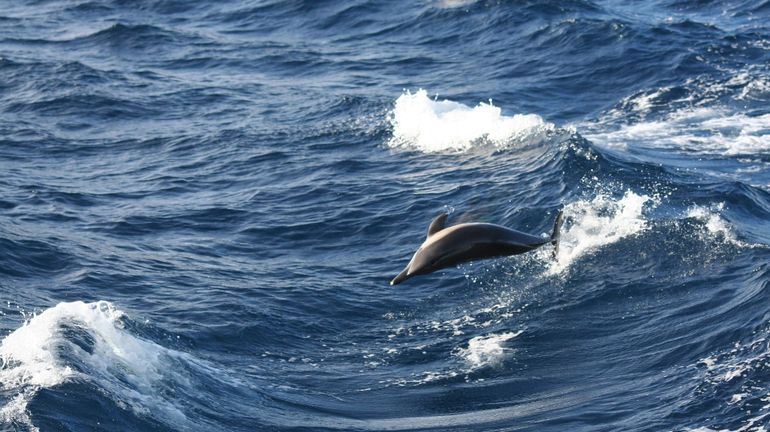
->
[427,213,449,238]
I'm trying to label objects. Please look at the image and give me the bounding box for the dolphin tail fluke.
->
[390,267,410,286]
[550,209,564,258]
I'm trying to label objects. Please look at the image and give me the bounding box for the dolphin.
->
[390,209,564,285]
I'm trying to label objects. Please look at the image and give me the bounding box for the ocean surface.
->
[1,0,770,431]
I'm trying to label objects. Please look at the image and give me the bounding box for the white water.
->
[541,191,653,274]
[686,203,747,247]
[388,89,554,152]
[435,0,478,8]
[536,191,752,275]
[695,326,770,432]
[585,107,770,156]
[456,331,523,369]
[0,301,195,430]
[584,70,770,157]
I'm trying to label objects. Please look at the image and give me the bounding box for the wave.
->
[380,329,526,388]
[532,188,757,275]
[685,203,749,247]
[585,107,770,156]
[691,300,770,432]
[0,23,196,50]
[387,89,556,152]
[433,0,479,9]
[583,69,770,157]
[0,237,74,278]
[538,191,654,275]
[0,301,203,430]
[68,23,192,48]
[8,94,160,121]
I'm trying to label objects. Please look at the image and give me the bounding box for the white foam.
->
[627,87,672,116]
[730,393,748,404]
[388,89,554,152]
[729,72,770,101]
[685,203,746,246]
[0,394,35,431]
[0,301,193,429]
[435,0,478,8]
[586,106,770,156]
[456,331,523,369]
[695,337,770,432]
[544,191,652,274]
[585,68,770,157]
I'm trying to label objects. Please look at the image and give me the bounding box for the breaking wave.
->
[388,89,555,153]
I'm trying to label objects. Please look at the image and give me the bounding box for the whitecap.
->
[585,107,770,156]
[388,89,554,153]
[685,203,747,247]
[583,68,770,157]
[0,301,195,430]
[542,191,653,274]
[434,0,478,8]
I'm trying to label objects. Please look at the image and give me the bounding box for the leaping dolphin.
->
[390,209,564,285]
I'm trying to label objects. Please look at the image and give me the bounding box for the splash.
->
[0,301,193,430]
[686,203,747,247]
[544,191,653,274]
[455,331,523,369]
[388,89,554,152]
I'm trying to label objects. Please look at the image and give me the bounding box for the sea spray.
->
[455,331,524,369]
[0,301,191,429]
[388,89,554,152]
[542,191,653,274]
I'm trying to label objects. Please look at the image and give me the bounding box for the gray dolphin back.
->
[390,209,565,285]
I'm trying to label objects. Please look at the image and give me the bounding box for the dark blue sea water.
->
[2,0,770,430]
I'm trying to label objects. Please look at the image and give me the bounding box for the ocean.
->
[1,0,770,430]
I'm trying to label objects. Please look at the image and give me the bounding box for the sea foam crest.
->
[686,203,747,247]
[389,89,554,152]
[544,191,652,274]
[581,68,770,157]
[435,0,478,8]
[586,108,770,156]
[0,301,193,429]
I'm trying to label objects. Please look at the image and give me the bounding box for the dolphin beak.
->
[390,268,410,285]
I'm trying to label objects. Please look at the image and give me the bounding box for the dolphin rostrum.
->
[390,209,564,285]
